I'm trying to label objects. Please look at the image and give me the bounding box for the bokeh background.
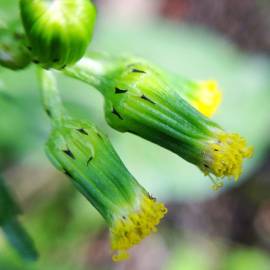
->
[1,0,270,269]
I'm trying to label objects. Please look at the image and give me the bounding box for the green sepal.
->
[46,118,143,224]
[167,73,201,101]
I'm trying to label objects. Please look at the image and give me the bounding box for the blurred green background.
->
[1,0,270,269]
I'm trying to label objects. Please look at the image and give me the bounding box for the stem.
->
[2,218,38,261]
[37,67,65,125]
[63,52,117,95]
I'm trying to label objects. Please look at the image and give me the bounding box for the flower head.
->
[65,56,253,190]
[64,53,222,117]
[39,68,167,261]
[38,68,167,261]
[46,118,167,261]
[20,0,96,69]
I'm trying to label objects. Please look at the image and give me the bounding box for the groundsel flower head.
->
[65,56,253,190]
[20,0,96,69]
[46,118,167,261]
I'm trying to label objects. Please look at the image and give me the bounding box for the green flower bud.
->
[20,0,96,69]
[39,68,167,262]
[64,52,222,117]
[46,118,167,261]
[65,55,253,190]
[0,176,38,261]
[0,22,31,70]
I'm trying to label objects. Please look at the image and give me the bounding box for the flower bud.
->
[65,56,253,190]
[20,0,96,69]
[39,68,167,261]
[46,118,167,261]
[64,53,222,117]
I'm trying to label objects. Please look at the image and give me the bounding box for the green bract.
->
[20,0,96,69]
[45,117,167,261]
[46,118,141,223]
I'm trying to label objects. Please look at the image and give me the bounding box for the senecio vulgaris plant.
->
[0,0,253,262]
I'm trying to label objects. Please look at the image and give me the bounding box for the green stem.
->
[2,218,38,261]
[63,52,117,94]
[37,67,66,126]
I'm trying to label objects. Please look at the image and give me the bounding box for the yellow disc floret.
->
[201,132,253,188]
[110,194,167,262]
[192,80,222,118]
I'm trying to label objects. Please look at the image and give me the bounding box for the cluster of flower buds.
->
[65,54,253,190]
[0,0,253,263]
[0,176,38,261]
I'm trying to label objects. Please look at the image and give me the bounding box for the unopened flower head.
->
[20,0,96,69]
[64,53,222,117]
[46,118,167,261]
[65,56,253,190]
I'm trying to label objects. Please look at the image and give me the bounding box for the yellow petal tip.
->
[110,194,167,262]
[202,132,253,185]
[193,80,222,117]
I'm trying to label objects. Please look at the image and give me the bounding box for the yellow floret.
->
[110,194,167,262]
[201,132,253,189]
[192,80,222,118]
